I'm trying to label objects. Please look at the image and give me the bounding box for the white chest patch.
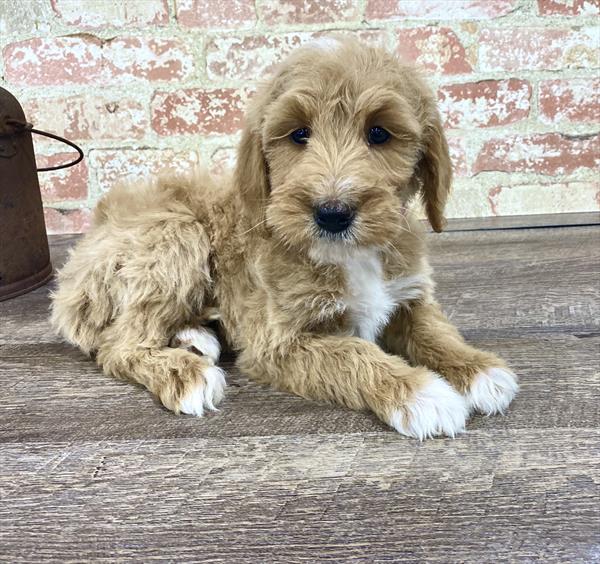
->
[309,245,430,342]
[343,252,395,341]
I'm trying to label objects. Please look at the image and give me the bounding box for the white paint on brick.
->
[89,149,200,195]
[52,0,168,28]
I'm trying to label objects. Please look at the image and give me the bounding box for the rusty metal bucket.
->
[0,86,83,301]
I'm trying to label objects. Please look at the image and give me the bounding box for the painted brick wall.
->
[0,0,598,234]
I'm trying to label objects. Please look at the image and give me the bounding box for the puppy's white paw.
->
[466,368,518,415]
[174,327,221,363]
[179,366,227,417]
[389,375,468,440]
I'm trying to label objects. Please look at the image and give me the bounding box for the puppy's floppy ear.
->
[415,107,453,233]
[235,99,269,222]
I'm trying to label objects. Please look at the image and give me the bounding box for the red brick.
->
[176,0,256,28]
[90,149,199,194]
[206,33,308,80]
[539,79,600,124]
[3,36,193,86]
[44,208,91,234]
[474,133,600,175]
[537,0,599,16]
[367,0,517,20]
[438,79,531,129]
[23,95,147,141]
[51,0,169,28]
[396,28,472,74]
[262,0,361,24]
[103,37,194,82]
[36,152,88,203]
[487,181,600,216]
[152,89,246,136]
[3,37,104,85]
[479,27,599,71]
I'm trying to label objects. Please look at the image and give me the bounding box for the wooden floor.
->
[1,217,599,563]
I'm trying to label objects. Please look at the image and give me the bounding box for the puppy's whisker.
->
[239,219,268,236]
[394,213,425,243]
[399,213,414,235]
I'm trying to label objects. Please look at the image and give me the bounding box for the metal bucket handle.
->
[2,118,84,172]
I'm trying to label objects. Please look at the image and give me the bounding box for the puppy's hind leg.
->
[97,320,226,417]
[170,325,227,415]
[89,216,226,416]
[171,326,221,365]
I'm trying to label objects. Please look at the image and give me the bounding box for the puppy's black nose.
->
[314,201,355,234]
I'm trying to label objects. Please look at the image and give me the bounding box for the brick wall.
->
[1,0,598,234]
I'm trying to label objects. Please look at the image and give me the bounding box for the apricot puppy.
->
[51,37,518,439]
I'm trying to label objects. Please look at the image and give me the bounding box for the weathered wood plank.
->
[0,334,598,442]
[1,221,599,563]
[1,431,598,563]
[429,226,600,333]
[444,211,600,231]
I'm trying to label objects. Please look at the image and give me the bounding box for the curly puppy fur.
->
[51,38,518,439]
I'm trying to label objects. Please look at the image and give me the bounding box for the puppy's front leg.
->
[239,335,468,440]
[383,301,518,415]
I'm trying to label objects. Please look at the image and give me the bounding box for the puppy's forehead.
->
[277,40,408,100]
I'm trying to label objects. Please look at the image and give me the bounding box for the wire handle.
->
[3,119,84,172]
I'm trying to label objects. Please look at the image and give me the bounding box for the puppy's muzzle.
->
[314,201,355,234]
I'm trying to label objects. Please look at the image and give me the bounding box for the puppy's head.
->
[235,37,452,252]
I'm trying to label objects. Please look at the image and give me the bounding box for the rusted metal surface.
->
[0,86,53,301]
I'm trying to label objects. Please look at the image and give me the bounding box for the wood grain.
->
[0,335,598,442]
[1,432,598,562]
[443,210,600,232]
[1,221,599,562]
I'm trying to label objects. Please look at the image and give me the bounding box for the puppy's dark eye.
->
[290,128,310,145]
[368,126,391,145]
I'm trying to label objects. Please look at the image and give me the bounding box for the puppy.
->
[51,37,518,439]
